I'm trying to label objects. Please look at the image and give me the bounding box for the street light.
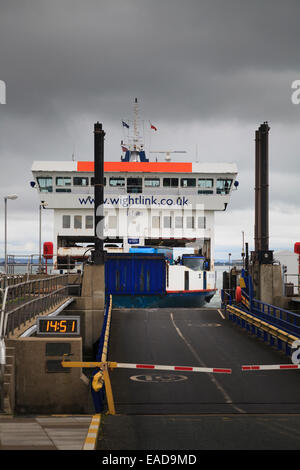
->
[228,252,232,290]
[4,194,18,274]
[39,201,48,271]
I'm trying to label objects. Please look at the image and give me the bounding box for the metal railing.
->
[2,254,52,276]
[0,274,30,289]
[283,273,300,296]
[251,298,300,338]
[0,275,70,339]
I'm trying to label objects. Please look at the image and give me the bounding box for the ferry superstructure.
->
[31,160,237,263]
[31,100,238,306]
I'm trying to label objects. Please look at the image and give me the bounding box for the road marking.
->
[170,312,245,414]
[82,414,101,450]
[130,374,188,383]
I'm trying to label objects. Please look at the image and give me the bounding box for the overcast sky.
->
[0,0,300,260]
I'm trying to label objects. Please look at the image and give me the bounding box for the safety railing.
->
[0,275,70,339]
[283,273,300,296]
[5,254,51,276]
[251,298,300,338]
[221,288,236,306]
[0,274,30,289]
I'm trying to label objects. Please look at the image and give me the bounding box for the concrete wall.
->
[7,337,94,415]
[79,264,105,356]
[251,262,283,305]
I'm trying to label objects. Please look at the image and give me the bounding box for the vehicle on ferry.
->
[31,98,238,307]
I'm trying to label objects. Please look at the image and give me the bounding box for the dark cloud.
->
[0,0,300,255]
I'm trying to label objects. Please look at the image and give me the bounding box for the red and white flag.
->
[150,122,157,131]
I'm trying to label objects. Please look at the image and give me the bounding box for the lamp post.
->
[39,201,48,272]
[4,195,18,275]
[228,252,232,290]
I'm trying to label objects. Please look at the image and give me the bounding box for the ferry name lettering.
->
[78,196,189,207]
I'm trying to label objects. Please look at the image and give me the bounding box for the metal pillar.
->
[93,122,105,265]
[253,122,272,264]
[4,197,7,275]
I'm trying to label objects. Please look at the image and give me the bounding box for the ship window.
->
[56,188,71,193]
[127,177,142,194]
[62,215,71,229]
[163,216,172,228]
[86,215,93,229]
[198,189,214,195]
[198,179,213,188]
[175,216,183,228]
[73,177,89,186]
[144,178,160,187]
[91,177,106,186]
[109,177,125,187]
[198,216,206,229]
[152,216,160,228]
[181,178,196,188]
[56,177,71,187]
[186,216,194,229]
[37,177,53,193]
[74,215,82,229]
[163,178,178,187]
[182,257,205,271]
[108,216,117,229]
[216,179,232,195]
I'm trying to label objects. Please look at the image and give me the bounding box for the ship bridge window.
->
[127,177,142,194]
[109,177,125,187]
[73,177,89,186]
[37,177,53,193]
[216,178,233,195]
[163,178,178,187]
[56,177,71,187]
[198,178,214,194]
[144,178,160,187]
[91,177,106,186]
[181,178,196,188]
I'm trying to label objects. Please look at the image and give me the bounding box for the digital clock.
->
[36,316,80,336]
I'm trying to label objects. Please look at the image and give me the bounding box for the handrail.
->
[251,298,300,337]
[0,275,69,339]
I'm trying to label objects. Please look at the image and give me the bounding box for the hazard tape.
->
[61,360,232,374]
[242,364,300,371]
[115,362,232,374]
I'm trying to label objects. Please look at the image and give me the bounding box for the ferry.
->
[31,99,238,307]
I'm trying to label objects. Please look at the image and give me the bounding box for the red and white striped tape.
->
[115,362,231,374]
[242,364,300,371]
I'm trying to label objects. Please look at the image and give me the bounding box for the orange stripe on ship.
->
[77,161,192,173]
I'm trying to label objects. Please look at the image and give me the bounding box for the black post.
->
[254,129,260,253]
[93,122,105,265]
[259,121,270,253]
[245,242,249,274]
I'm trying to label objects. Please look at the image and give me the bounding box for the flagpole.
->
[149,121,152,157]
